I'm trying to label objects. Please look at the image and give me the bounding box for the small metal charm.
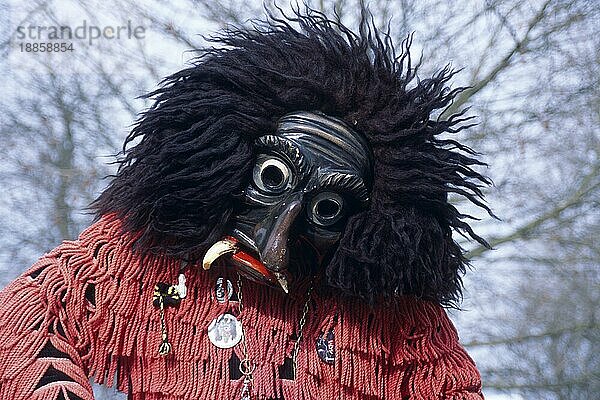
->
[215,277,234,303]
[152,281,182,356]
[208,313,243,348]
[156,295,172,356]
[316,329,335,364]
[238,358,255,400]
[176,273,187,299]
[240,375,252,400]
[152,282,182,308]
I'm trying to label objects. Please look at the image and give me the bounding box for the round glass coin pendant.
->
[208,313,243,349]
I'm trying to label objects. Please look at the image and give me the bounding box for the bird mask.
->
[202,111,372,293]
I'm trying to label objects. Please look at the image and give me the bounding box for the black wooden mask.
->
[202,111,373,292]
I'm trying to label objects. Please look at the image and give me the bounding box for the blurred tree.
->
[0,62,118,284]
[0,58,129,399]
[0,0,597,399]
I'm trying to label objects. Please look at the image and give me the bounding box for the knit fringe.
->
[0,214,483,399]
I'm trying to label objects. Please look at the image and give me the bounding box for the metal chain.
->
[236,274,252,363]
[236,274,254,400]
[157,295,172,356]
[292,284,314,377]
[236,274,244,313]
[235,274,315,394]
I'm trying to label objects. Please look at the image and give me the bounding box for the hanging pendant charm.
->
[153,281,182,356]
[316,329,335,364]
[238,358,255,400]
[153,282,182,308]
[176,273,187,299]
[156,295,172,356]
[240,376,252,400]
[215,277,234,303]
[208,313,243,348]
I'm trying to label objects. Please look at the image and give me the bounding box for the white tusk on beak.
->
[274,272,289,294]
[202,239,237,270]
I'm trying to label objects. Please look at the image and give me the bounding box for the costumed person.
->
[0,7,493,400]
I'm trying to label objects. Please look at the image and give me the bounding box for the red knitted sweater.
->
[0,215,483,399]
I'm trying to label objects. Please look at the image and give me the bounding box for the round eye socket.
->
[309,192,344,227]
[316,199,340,219]
[262,164,284,189]
[253,156,292,194]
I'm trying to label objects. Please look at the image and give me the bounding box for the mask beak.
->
[202,236,286,290]
[202,238,237,270]
[253,194,303,286]
[274,272,289,294]
[201,194,303,294]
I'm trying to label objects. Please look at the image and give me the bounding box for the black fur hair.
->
[92,6,493,307]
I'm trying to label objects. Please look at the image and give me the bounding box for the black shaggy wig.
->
[92,7,493,307]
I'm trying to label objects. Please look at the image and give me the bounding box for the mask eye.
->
[253,156,292,195]
[309,192,344,227]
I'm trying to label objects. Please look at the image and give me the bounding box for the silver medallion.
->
[316,329,335,364]
[215,277,234,303]
[208,313,242,349]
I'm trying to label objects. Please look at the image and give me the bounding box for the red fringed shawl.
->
[0,216,483,399]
